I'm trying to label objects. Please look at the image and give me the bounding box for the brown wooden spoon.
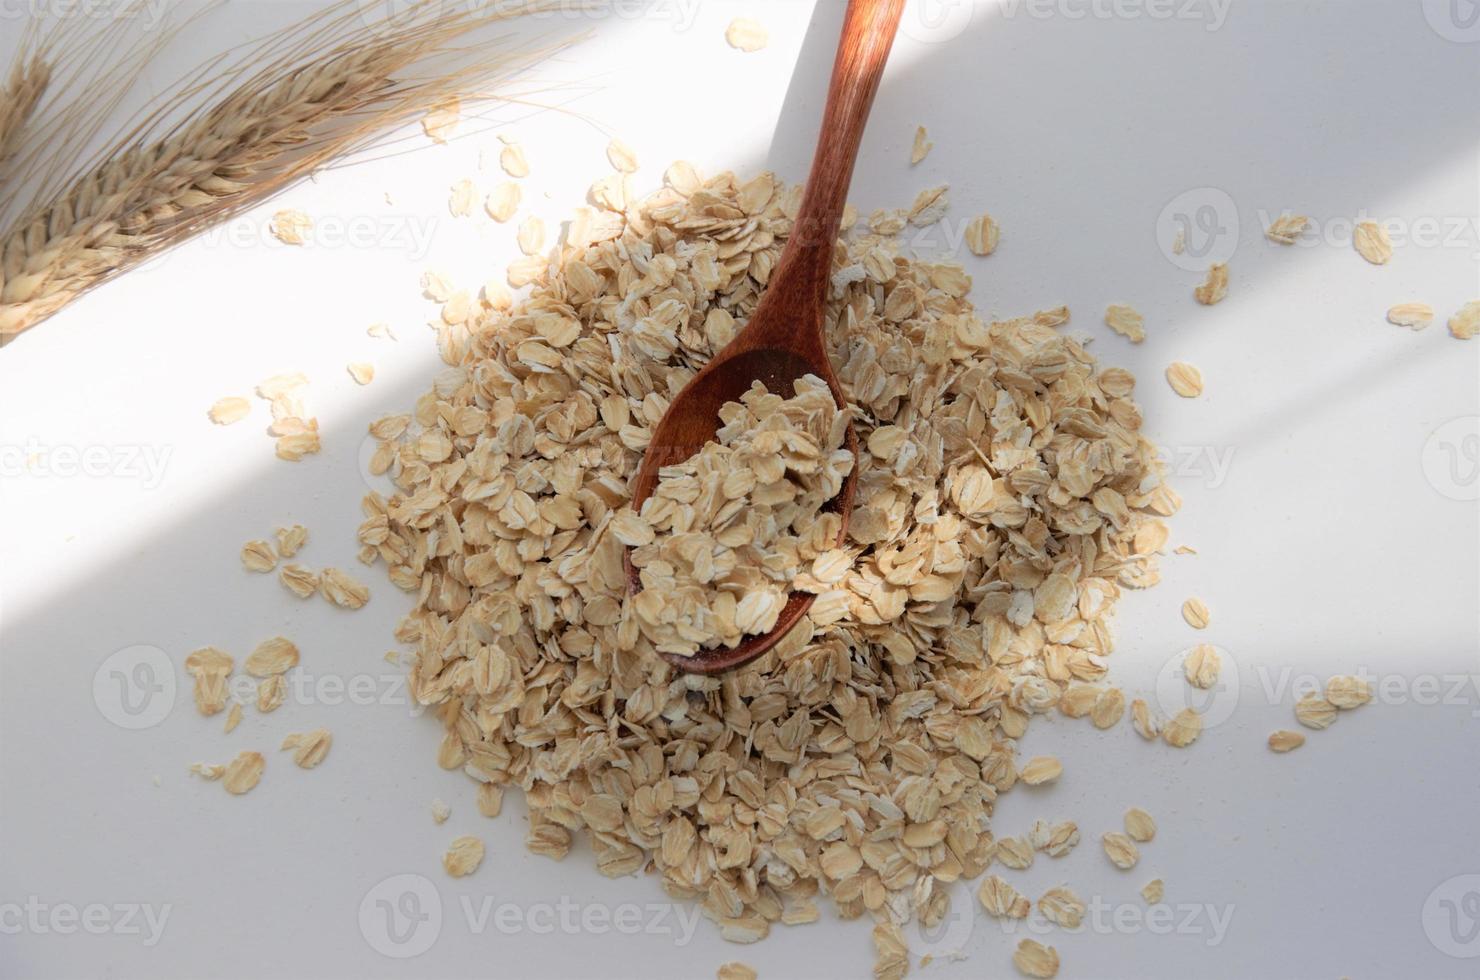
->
[625,0,906,675]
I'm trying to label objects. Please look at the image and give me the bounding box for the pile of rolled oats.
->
[617,375,854,657]
[357,164,1176,976]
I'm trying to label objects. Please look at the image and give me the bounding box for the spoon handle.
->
[758,0,906,349]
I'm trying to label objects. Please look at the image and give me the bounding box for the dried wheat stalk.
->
[0,52,50,174]
[0,0,571,338]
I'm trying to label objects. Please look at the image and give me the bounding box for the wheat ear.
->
[0,1,571,338]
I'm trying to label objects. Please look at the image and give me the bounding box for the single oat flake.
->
[1102,831,1140,869]
[448,179,477,217]
[485,182,520,222]
[1353,220,1392,265]
[1166,362,1204,398]
[275,524,307,558]
[717,964,757,980]
[443,836,485,877]
[500,143,530,179]
[1326,675,1373,709]
[431,798,451,824]
[279,564,319,598]
[245,636,299,677]
[1020,756,1063,786]
[184,646,233,716]
[270,209,311,245]
[223,751,265,795]
[281,729,332,769]
[348,362,375,385]
[978,876,1031,919]
[1141,878,1165,904]
[320,567,369,609]
[965,213,999,256]
[606,138,638,174]
[1448,301,1480,340]
[1105,305,1145,343]
[1194,262,1229,305]
[209,397,250,425]
[910,125,932,165]
[1037,887,1086,929]
[1181,597,1211,629]
[1131,698,1161,740]
[1013,938,1059,978]
[1163,708,1203,747]
[224,702,242,733]
[1295,692,1338,730]
[1265,214,1309,245]
[422,98,460,144]
[1268,730,1306,753]
[1387,303,1434,330]
[1184,644,1221,688]
[725,17,768,52]
[241,539,277,573]
[907,185,949,227]
[1124,807,1157,842]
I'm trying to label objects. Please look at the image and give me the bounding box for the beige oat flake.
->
[1102,831,1140,869]
[1325,675,1372,709]
[965,213,999,256]
[1013,938,1059,978]
[1166,362,1204,398]
[1354,220,1392,265]
[1021,756,1063,786]
[1268,729,1305,753]
[320,567,369,609]
[245,636,299,677]
[241,539,277,572]
[222,751,264,795]
[1141,878,1165,904]
[1181,597,1211,629]
[270,209,311,245]
[443,836,485,877]
[1387,303,1434,330]
[910,125,932,165]
[280,728,332,768]
[1163,708,1203,747]
[209,397,250,425]
[1105,305,1145,343]
[1194,262,1229,305]
[1448,301,1480,339]
[279,564,319,598]
[1183,644,1221,688]
[183,646,233,716]
[1124,807,1156,842]
[1295,692,1337,730]
[978,876,1031,919]
[724,17,768,52]
[1265,213,1309,245]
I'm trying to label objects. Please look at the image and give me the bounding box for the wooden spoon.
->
[626,0,906,675]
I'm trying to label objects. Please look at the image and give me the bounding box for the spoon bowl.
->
[623,0,904,675]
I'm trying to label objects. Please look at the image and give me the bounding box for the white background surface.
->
[1,1,1478,978]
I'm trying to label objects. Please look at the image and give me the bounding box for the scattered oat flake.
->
[448,179,477,217]
[1020,756,1063,786]
[255,372,307,400]
[1038,886,1086,929]
[189,762,225,781]
[274,524,307,558]
[275,431,321,461]
[1326,674,1373,709]
[1175,545,1198,555]
[1295,692,1338,730]
[1124,807,1156,842]
[1141,878,1165,904]
[270,209,311,245]
[223,751,264,795]
[209,397,250,425]
[347,362,375,385]
[1131,698,1161,740]
[485,181,521,222]
[1013,938,1059,978]
[910,125,933,165]
[1448,301,1480,340]
[1166,362,1204,397]
[245,636,299,677]
[978,876,1030,918]
[320,567,369,609]
[1163,708,1203,747]
[1092,687,1126,730]
[606,138,638,173]
[1194,262,1229,305]
[1386,303,1434,329]
[907,185,949,226]
[965,213,999,256]
[500,143,529,178]
[1354,221,1392,265]
[725,17,768,52]
[717,964,757,980]
[1184,644,1220,688]
[280,728,332,769]
[223,702,242,733]
[1265,213,1309,245]
[443,836,485,877]
[183,646,233,716]
[1268,729,1306,753]
[1102,831,1140,869]
[279,563,319,598]
[517,216,546,255]
[422,98,460,143]
[367,322,396,340]
[257,675,286,713]
[1181,597,1210,629]
[1105,304,1145,343]
[431,798,451,824]
[241,539,277,572]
